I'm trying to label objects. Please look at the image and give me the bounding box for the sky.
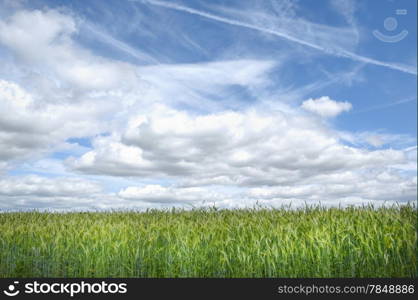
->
[0,0,416,211]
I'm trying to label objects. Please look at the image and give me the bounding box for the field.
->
[0,205,416,278]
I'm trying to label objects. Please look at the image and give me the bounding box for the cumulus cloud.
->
[0,175,108,211]
[0,79,113,170]
[0,9,151,172]
[0,80,51,165]
[247,170,417,203]
[69,105,410,192]
[0,9,141,91]
[118,185,225,204]
[0,5,415,210]
[301,96,352,117]
[0,175,102,197]
[0,176,226,211]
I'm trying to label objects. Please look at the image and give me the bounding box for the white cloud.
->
[338,130,417,149]
[118,185,225,204]
[0,79,113,169]
[330,0,357,26]
[0,79,49,164]
[139,0,417,75]
[136,59,277,111]
[0,6,415,210]
[142,60,275,89]
[301,96,352,117]
[0,9,76,62]
[0,175,125,211]
[69,105,410,193]
[0,9,278,174]
[81,20,158,65]
[0,9,141,91]
[0,175,101,197]
[247,169,416,203]
[364,135,385,147]
[0,10,153,171]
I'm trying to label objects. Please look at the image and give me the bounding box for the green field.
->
[0,205,416,278]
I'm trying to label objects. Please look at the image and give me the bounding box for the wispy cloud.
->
[354,96,417,113]
[136,0,416,75]
[81,21,159,64]
[330,0,358,26]
[0,2,416,210]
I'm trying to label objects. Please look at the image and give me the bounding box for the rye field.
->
[0,205,416,278]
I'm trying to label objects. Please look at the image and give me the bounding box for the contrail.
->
[82,21,159,64]
[136,0,416,75]
[355,96,417,113]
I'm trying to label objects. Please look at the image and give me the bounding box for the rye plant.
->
[0,204,416,277]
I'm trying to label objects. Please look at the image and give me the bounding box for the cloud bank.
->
[0,4,415,210]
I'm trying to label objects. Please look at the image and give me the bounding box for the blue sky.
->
[0,0,416,210]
